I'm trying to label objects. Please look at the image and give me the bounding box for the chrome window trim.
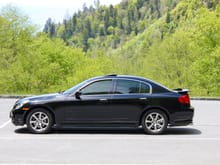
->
[70,77,152,97]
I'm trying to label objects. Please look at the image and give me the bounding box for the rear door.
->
[110,79,151,124]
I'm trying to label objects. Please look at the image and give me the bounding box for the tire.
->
[142,109,168,135]
[26,108,53,134]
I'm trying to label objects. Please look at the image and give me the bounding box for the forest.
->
[0,0,220,96]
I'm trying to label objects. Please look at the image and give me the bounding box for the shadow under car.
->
[15,127,201,135]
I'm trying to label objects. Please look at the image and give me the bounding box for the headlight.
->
[14,99,30,109]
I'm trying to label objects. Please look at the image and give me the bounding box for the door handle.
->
[139,98,147,100]
[99,98,108,101]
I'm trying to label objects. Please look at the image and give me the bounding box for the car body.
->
[10,74,194,134]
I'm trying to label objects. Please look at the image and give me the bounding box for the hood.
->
[18,93,64,104]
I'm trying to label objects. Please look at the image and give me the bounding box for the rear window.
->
[152,84,169,93]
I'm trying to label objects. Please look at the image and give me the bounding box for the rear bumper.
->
[169,106,194,126]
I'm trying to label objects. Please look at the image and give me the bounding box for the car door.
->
[57,79,114,124]
[110,79,151,125]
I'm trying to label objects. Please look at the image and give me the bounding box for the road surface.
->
[0,99,220,164]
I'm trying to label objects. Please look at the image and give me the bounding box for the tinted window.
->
[140,83,150,93]
[63,79,90,95]
[152,85,168,93]
[80,80,112,95]
[115,80,140,94]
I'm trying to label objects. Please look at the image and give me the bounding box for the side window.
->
[80,80,112,95]
[115,80,140,94]
[140,83,150,93]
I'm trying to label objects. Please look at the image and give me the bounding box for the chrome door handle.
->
[99,98,108,101]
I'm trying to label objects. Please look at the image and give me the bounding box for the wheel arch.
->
[138,106,170,126]
[24,105,56,125]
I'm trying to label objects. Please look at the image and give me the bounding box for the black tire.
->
[26,108,53,134]
[142,109,168,135]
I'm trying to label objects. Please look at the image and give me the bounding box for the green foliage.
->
[102,0,220,96]
[190,6,220,96]
[44,0,180,51]
[1,1,220,97]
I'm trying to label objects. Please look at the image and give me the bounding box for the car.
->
[10,74,194,134]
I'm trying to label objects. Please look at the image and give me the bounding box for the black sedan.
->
[10,74,194,134]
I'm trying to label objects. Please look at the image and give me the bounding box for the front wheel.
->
[142,110,168,135]
[26,108,53,134]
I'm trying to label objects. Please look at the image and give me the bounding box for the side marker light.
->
[22,107,30,111]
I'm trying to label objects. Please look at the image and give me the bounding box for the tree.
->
[43,18,56,38]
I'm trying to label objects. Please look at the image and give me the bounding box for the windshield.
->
[63,79,90,95]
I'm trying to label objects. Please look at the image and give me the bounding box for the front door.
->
[58,79,114,124]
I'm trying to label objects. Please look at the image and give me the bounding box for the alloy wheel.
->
[27,109,53,134]
[145,112,165,133]
[142,110,168,135]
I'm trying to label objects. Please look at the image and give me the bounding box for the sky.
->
[0,0,121,28]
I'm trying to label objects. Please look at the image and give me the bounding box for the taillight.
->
[178,94,190,104]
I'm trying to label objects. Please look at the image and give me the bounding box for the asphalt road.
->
[0,99,220,164]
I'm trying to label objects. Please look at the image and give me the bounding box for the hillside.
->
[0,0,220,96]
[43,0,220,96]
[44,0,180,51]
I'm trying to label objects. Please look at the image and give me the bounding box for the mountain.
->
[43,0,220,96]
[43,0,180,51]
[0,1,219,96]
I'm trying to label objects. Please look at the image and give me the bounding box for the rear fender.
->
[139,106,170,126]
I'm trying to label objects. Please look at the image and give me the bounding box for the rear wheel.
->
[142,109,168,135]
[26,108,53,134]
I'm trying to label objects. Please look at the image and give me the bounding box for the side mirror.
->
[75,91,81,99]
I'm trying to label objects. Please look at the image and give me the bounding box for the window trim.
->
[69,77,152,97]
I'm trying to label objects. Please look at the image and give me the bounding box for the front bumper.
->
[10,109,27,126]
[169,106,194,126]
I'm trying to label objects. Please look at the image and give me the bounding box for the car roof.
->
[93,74,168,89]
[104,74,170,91]
[102,74,155,83]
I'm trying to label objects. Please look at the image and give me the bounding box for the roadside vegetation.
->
[0,0,220,96]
